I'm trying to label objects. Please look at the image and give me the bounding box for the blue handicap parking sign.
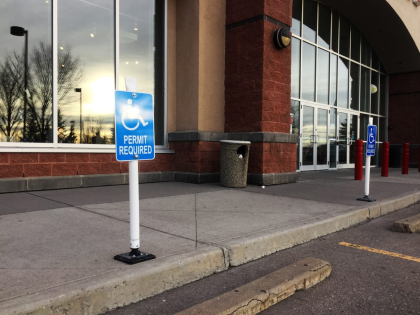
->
[366,125,377,156]
[115,91,154,161]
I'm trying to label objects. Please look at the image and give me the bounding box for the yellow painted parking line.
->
[339,242,420,263]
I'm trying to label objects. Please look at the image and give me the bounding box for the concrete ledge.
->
[174,172,220,184]
[28,176,82,191]
[0,246,228,315]
[224,191,420,266]
[168,131,299,143]
[0,178,27,193]
[176,257,331,315]
[248,172,299,186]
[81,174,126,187]
[392,213,420,233]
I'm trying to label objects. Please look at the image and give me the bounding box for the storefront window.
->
[361,36,371,67]
[59,0,114,145]
[291,0,302,36]
[371,72,379,114]
[350,62,359,111]
[303,0,317,43]
[291,38,301,99]
[318,4,331,49]
[0,0,52,143]
[338,57,349,108]
[302,42,316,101]
[339,16,350,58]
[291,0,387,169]
[330,54,337,106]
[351,26,360,62]
[360,67,370,113]
[0,0,165,147]
[317,49,329,104]
[331,12,339,53]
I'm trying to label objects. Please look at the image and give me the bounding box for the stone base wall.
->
[0,153,175,179]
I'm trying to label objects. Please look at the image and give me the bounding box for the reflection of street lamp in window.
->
[74,88,82,143]
[10,26,28,141]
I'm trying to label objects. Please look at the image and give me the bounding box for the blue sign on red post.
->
[115,91,155,161]
[366,125,377,156]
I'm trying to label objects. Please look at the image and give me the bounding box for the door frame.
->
[299,102,331,171]
[336,109,359,169]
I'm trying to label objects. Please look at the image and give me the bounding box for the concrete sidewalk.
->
[0,168,419,314]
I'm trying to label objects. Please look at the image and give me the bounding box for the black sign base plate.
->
[114,249,156,265]
[357,195,376,202]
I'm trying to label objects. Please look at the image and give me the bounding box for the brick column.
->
[225,0,298,184]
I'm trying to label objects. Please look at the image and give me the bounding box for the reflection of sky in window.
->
[338,57,349,108]
[0,0,51,58]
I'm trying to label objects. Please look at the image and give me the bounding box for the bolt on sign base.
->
[357,195,376,202]
[114,249,156,265]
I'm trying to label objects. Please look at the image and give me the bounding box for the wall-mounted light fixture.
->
[273,28,291,49]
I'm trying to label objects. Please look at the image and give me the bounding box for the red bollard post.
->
[381,142,389,177]
[402,143,409,175]
[355,139,363,180]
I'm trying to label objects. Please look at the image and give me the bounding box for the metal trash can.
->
[220,140,251,188]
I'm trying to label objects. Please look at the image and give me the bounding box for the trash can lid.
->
[220,140,251,144]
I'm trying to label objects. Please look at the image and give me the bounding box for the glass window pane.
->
[371,72,379,114]
[291,37,301,98]
[303,0,317,43]
[372,51,379,71]
[302,42,316,101]
[59,0,114,144]
[330,54,337,106]
[338,57,349,108]
[350,63,359,110]
[349,114,358,163]
[317,108,328,165]
[291,0,302,36]
[350,25,360,62]
[119,0,157,144]
[339,16,350,58]
[291,100,300,170]
[318,4,331,49]
[330,108,337,168]
[361,36,371,67]
[338,112,347,164]
[331,11,339,53]
[154,2,165,145]
[360,67,370,112]
[317,49,329,104]
[379,117,386,142]
[380,74,387,116]
[302,105,314,166]
[0,1,52,143]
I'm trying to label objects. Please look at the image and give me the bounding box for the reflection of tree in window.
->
[0,42,84,143]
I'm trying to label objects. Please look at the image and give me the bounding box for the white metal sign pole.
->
[114,77,156,264]
[364,117,373,197]
[126,77,140,251]
[129,159,140,250]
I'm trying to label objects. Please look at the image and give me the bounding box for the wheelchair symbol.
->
[121,99,148,131]
[368,128,375,144]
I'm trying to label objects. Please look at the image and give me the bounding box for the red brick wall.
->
[0,153,174,179]
[170,142,221,173]
[226,0,292,25]
[249,142,297,173]
[388,72,420,144]
[225,0,292,133]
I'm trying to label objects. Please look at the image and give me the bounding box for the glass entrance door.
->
[336,111,358,168]
[300,104,329,171]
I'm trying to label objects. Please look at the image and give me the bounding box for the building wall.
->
[388,71,420,165]
[0,153,174,178]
